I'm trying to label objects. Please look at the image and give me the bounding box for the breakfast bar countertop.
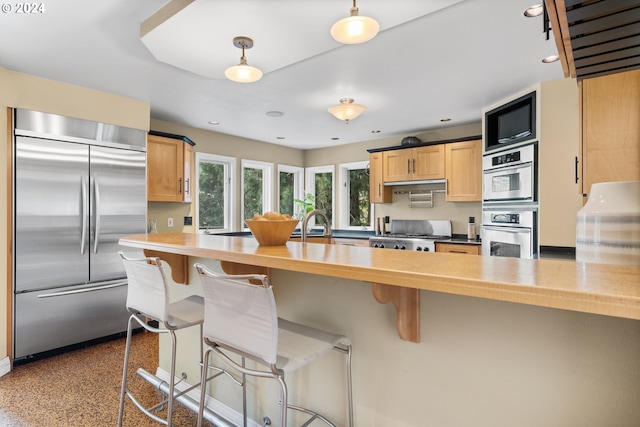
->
[119,232,640,322]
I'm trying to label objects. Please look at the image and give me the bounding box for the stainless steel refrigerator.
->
[12,109,147,361]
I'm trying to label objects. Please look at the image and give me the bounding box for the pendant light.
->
[328,98,366,123]
[225,36,263,83]
[331,0,379,44]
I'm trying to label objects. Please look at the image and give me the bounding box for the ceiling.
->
[0,0,563,149]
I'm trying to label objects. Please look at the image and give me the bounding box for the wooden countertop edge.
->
[119,234,640,321]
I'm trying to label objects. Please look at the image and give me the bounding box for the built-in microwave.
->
[485,91,536,152]
[482,143,537,204]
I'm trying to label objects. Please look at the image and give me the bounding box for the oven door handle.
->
[483,225,530,233]
[483,162,531,175]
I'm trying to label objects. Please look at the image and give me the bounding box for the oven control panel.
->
[491,213,520,224]
[491,151,521,166]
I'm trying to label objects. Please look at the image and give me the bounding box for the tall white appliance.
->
[12,109,147,361]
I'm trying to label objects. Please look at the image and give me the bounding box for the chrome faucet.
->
[301,209,333,242]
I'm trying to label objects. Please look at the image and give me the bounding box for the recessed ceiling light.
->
[371,130,381,133]
[440,118,451,122]
[542,54,560,63]
[266,111,284,117]
[208,120,220,125]
[524,4,543,17]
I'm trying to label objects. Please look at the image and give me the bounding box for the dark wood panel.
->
[577,57,640,78]
[569,7,640,36]
[575,46,640,69]
[566,0,639,23]
[571,23,640,49]
[574,34,640,59]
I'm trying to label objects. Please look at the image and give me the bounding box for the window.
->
[277,165,304,218]
[242,159,274,225]
[305,165,334,227]
[196,153,236,233]
[339,161,371,229]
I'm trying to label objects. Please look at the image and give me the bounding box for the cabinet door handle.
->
[413,158,416,174]
[178,178,182,194]
[575,156,579,184]
[407,159,411,174]
[378,182,381,197]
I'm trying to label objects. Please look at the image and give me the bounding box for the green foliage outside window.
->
[244,167,264,219]
[279,171,295,217]
[199,162,224,230]
[349,168,370,226]
[314,172,333,224]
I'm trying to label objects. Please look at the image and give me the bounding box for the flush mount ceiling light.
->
[328,98,366,123]
[331,0,380,44]
[542,54,560,63]
[225,36,263,83]
[524,3,544,17]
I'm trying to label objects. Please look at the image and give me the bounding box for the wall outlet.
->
[167,217,174,227]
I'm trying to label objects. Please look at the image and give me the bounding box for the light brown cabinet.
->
[369,152,392,203]
[579,69,640,196]
[445,139,482,202]
[435,242,481,255]
[147,134,193,202]
[382,145,445,183]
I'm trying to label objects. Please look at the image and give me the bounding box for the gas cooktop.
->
[369,220,452,251]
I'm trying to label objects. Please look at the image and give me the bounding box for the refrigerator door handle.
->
[35,281,127,298]
[81,173,88,255]
[93,174,101,254]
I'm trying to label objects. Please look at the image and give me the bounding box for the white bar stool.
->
[194,263,354,427]
[117,251,204,427]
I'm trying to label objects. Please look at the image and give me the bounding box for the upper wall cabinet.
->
[369,152,392,204]
[147,133,194,202]
[445,140,481,202]
[382,145,445,183]
[368,137,482,204]
[579,69,640,195]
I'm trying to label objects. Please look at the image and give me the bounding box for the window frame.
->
[241,159,274,228]
[338,161,373,230]
[195,152,237,234]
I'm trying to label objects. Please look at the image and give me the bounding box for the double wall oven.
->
[482,142,539,259]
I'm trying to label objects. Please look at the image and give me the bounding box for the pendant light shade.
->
[331,1,379,44]
[225,36,263,83]
[328,98,366,123]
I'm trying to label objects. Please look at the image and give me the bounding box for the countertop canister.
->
[576,181,640,265]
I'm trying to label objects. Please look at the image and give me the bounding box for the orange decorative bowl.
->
[245,219,299,246]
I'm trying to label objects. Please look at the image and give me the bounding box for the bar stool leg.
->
[345,345,354,427]
[117,315,135,427]
[276,375,288,427]
[197,346,214,427]
[167,330,178,426]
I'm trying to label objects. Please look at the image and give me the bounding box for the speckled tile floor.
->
[0,332,216,427]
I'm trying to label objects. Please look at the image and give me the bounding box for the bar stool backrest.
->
[196,266,279,366]
[119,252,171,323]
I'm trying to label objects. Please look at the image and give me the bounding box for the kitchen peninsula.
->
[120,233,640,324]
[119,233,640,426]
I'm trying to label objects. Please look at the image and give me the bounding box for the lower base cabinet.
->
[435,242,481,255]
